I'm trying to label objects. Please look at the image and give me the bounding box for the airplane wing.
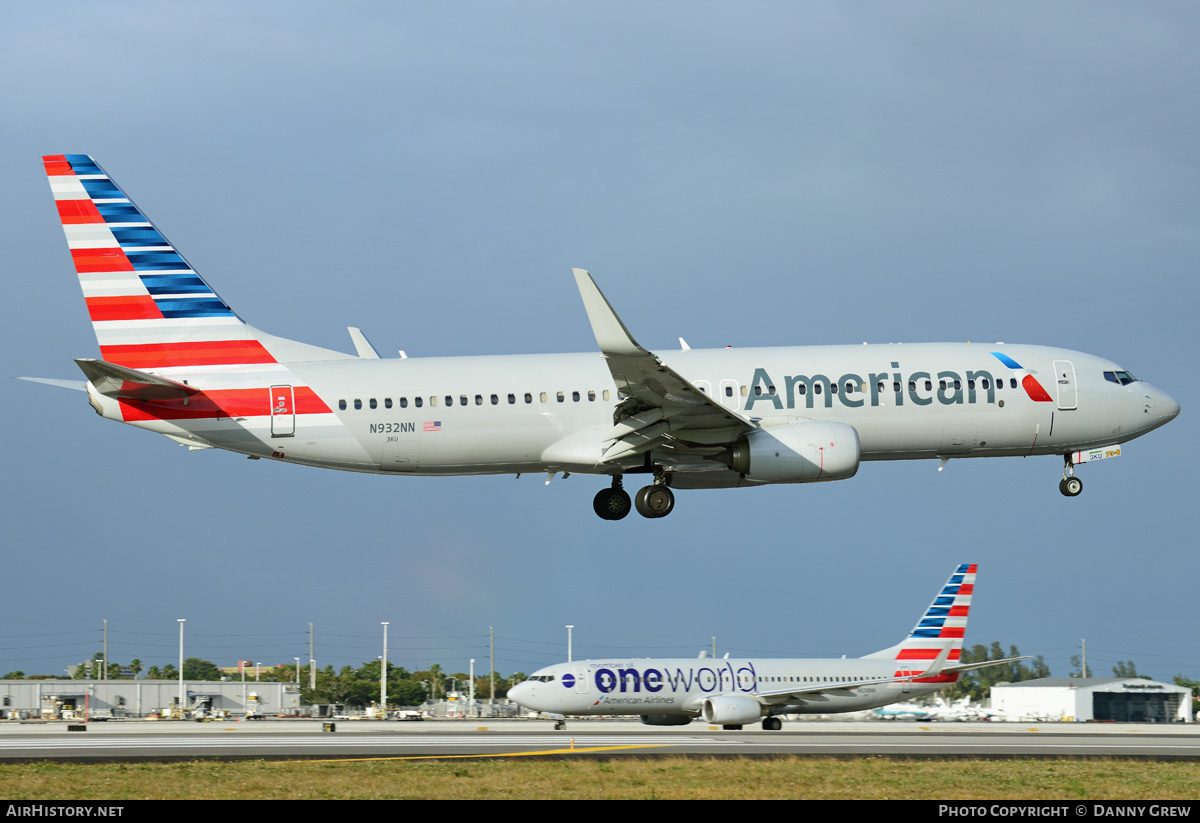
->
[73,358,201,401]
[573,269,755,463]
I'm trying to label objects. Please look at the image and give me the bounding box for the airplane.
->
[507,563,1017,731]
[26,155,1181,520]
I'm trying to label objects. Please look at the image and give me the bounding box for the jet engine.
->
[639,714,694,727]
[701,695,763,726]
[729,421,860,483]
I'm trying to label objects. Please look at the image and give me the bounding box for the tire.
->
[594,488,632,520]
[635,485,675,518]
[763,717,782,731]
[1061,476,1083,497]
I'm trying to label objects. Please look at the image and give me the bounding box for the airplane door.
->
[573,666,590,694]
[270,385,295,437]
[1052,360,1077,410]
[719,380,740,411]
[381,440,420,472]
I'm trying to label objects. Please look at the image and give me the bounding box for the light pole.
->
[566,625,574,662]
[469,659,475,718]
[380,622,389,717]
[177,619,185,717]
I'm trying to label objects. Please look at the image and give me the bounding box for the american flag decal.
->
[424,421,442,432]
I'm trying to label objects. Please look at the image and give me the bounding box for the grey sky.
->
[2,2,1196,682]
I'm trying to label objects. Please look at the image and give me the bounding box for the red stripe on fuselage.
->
[85,295,163,321]
[72,248,134,273]
[56,199,105,224]
[118,386,330,421]
[100,340,277,369]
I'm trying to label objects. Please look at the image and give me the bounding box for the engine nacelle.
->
[639,714,694,727]
[701,695,763,726]
[730,421,860,483]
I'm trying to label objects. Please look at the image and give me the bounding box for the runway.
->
[1,718,1197,762]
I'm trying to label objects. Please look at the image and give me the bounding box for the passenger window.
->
[369,398,377,409]
[474,394,482,406]
[603,390,612,401]
[725,385,733,397]
[540,392,548,403]
[429,396,437,407]
[445,395,452,406]
[967,380,975,391]
[768,385,777,395]
[338,399,347,411]
[525,393,533,404]
[939,380,947,391]
[894,381,901,393]
[507,394,515,404]
[572,391,580,402]
[400,397,408,408]
[908,381,915,392]
[556,391,565,403]
[925,380,932,391]
[385,398,392,409]
[740,386,748,397]
[491,394,499,405]
[830,383,837,394]
[754,386,762,396]
[415,396,423,408]
[460,395,468,406]
[954,379,961,391]
[814,384,822,395]
[354,399,362,410]
[797,384,806,395]
[588,390,596,401]
[1010,379,1017,389]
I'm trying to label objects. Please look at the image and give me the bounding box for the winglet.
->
[572,269,646,357]
[347,327,381,359]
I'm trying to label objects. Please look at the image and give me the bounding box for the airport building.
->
[0,679,300,719]
[991,678,1192,723]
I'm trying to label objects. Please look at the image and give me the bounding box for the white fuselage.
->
[508,657,950,718]
[104,341,1179,480]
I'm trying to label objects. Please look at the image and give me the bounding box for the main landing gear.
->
[593,475,675,520]
[762,717,783,731]
[1059,455,1083,497]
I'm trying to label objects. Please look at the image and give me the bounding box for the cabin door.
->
[270,386,295,437]
[1052,360,1077,410]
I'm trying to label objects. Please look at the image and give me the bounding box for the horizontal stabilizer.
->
[941,656,1028,676]
[15,376,87,392]
[74,358,200,401]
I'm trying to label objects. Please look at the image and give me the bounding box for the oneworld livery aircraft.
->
[509,564,1012,730]
[27,155,1180,519]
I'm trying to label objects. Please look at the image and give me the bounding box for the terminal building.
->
[0,679,300,719]
[991,678,1193,723]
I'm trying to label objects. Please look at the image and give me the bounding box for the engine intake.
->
[701,695,763,726]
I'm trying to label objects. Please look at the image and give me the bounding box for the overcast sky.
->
[2,2,1196,684]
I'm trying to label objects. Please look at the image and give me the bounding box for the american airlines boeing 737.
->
[27,155,1180,519]
[509,564,1012,731]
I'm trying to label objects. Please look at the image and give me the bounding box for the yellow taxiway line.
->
[299,744,672,763]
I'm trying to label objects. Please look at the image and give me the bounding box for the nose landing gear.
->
[1059,455,1083,497]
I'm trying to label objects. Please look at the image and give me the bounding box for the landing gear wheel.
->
[1059,476,1083,497]
[762,717,782,731]
[554,720,566,731]
[722,724,743,731]
[635,485,675,518]
[593,487,632,520]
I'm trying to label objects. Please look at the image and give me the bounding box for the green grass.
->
[2,757,1199,800]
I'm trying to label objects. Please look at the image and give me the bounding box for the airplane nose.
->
[1156,388,1181,422]
[508,682,531,705]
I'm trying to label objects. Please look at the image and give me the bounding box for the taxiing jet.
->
[508,564,1013,731]
[27,156,1180,519]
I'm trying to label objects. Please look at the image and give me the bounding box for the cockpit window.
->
[524,674,556,683]
[1104,371,1137,386]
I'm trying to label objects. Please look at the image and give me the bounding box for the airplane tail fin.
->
[42,155,350,370]
[861,563,977,684]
